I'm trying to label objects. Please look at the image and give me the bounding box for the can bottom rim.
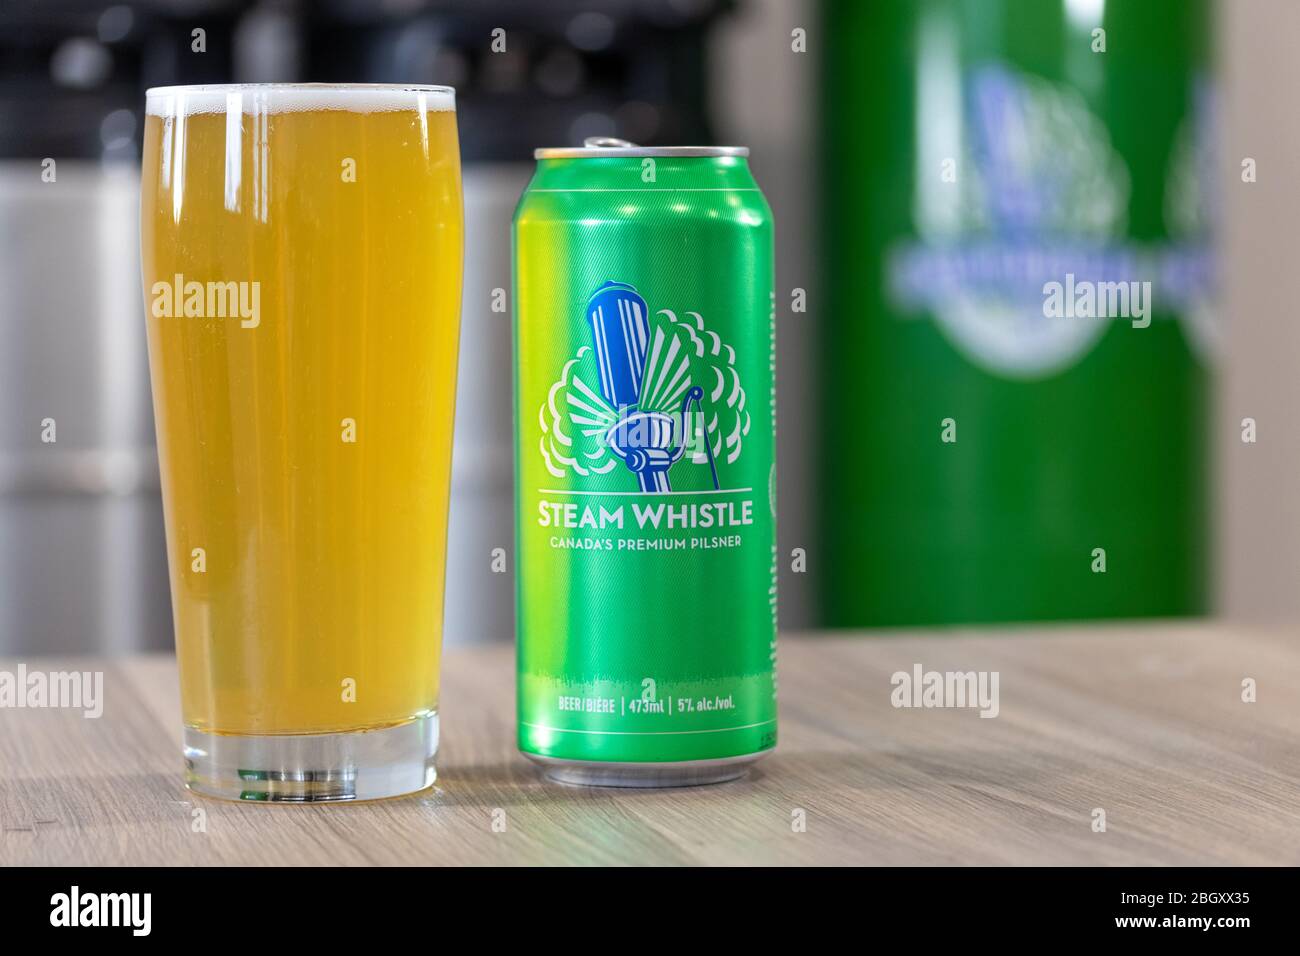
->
[523,749,773,789]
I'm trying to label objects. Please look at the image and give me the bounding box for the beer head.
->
[145,83,456,117]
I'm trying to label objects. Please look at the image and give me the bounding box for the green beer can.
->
[513,138,777,786]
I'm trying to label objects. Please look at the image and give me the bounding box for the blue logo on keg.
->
[540,281,749,493]
[888,64,1214,378]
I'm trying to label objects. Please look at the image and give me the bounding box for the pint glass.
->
[140,85,463,801]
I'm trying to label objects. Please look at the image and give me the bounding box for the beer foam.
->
[146,84,455,116]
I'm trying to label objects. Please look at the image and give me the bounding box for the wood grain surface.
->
[1,623,1298,866]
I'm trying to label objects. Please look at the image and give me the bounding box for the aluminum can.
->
[513,138,776,786]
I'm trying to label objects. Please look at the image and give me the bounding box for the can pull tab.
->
[583,137,637,148]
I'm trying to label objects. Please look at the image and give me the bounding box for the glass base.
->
[183,714,439,803]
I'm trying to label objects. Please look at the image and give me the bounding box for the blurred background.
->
[0,0,1295,655]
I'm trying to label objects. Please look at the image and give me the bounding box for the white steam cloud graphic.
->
[540,309,750,481]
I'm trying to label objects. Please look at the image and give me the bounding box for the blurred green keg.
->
[820,0,1215,625]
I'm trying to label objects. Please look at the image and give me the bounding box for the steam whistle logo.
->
[540,281,749,493]
[590,282,712,493]
[889,64,1135,377]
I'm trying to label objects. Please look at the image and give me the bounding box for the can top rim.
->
[535,145,749,159]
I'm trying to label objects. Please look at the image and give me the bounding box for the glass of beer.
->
[140,85,462,801]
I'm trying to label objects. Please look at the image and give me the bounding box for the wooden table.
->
[2,623,1298,866]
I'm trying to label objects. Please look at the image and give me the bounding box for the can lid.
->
[535,137,748,159]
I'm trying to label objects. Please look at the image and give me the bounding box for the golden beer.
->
[140,86,462,800]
